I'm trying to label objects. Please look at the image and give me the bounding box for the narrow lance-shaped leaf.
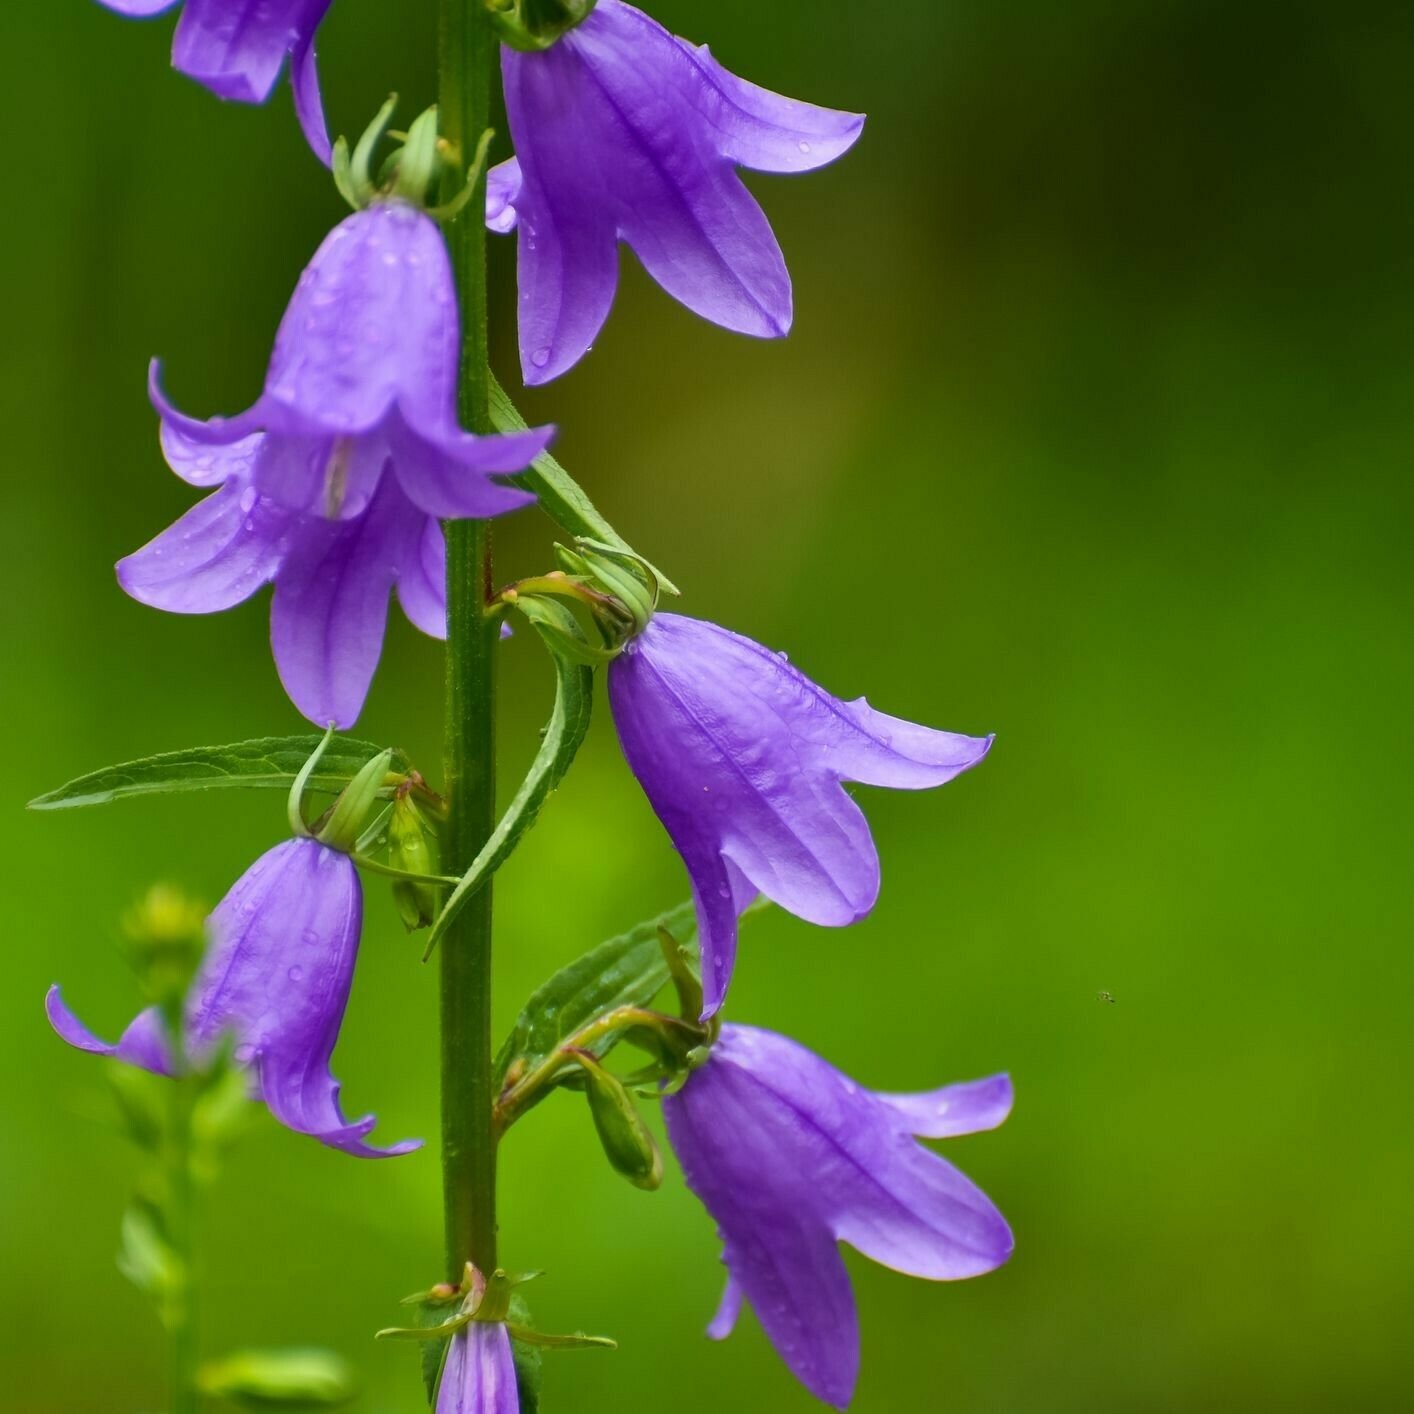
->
[491,370,680,596]
[28,735,409,811]
[424,600,594,959]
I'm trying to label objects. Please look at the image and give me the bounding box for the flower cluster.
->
[61,4,1013,1412]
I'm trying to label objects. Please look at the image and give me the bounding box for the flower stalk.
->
[438,0,501,1284]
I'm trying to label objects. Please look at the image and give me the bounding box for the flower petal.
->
[264,203,458,436]
[719,1027,1013,1283]
[290,30,332,166]
[665,1057,859,1407]
[171,0,330,104]
[197,838,419,1158]
[99,0,181,18]
[269,487,406,730]
[876,1073,1014,1139]
[387,418,544,520]
[160,420,263,488]
[706,1274,744,1341]
[436,1323,519,1414]
[675,39,865,174]
[149,359,264,445]
[486,158,522,234]
[45,987,173,1075]
[395,515,448,639]
[501,44,620,384]
[117,480,288,614]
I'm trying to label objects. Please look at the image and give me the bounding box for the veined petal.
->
[876,1074,1014,1139]
[564,4,792,338]
[486,159,522,234]
[436,1323,519,1414]
[196,838,418,1158]
[149,360,265,446]
[264,203,459,436]
[501,44,620,384]
[45,988,173,1076]
[290,30,332,166]
[117,479,288,615]
[269,481,409,730]
[665,1051,860,1407]
[675,38,865,174]
[160,420,263,488]
[387,418,545,520]
[395,514,447,640]
[253,432,388,522]
[171,0,332,104]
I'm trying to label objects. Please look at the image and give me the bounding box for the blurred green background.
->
[4,0,1412,1409]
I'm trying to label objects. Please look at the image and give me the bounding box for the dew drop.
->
[288,965,305,983]
[798,140,812,154]
[531,346,551,369]
[238,486,257,513]
[301,926,320,946]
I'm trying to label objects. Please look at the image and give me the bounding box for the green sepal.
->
[388,795,440,931]
[575,1052,664,1191]
[488,0,598,53]
[426,128,497,224]
[331,136,361,212]
[658,924,704,1022]
[314,748,395,852]
[505,1324,617,1351]
[349,94,398,206]
[196,1348,355,1408]
[29,734,409,811]
[490,370,680,596]
[390,105,441,205]
[422,607,594,960]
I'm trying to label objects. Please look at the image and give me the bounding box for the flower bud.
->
[122,884,207,1018]
[389,794,438,932]
[575,1052,663,1190]
[316,749,395,854]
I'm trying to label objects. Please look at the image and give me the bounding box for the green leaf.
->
[197,1348,355,1409]
[28,734,409,811]
[490,370,680,596]
[494,900,698,1087]
[424,607,594,959]
[116,1199,180,1302]
[509,1294,543,1414]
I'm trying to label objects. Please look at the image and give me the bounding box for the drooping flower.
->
[491,0,865,384]
[120,201,552,728]
[47,837,417,1158]
[663,1024,1013,1408]
[607,614,992,1016]
[436,1322,519,1414]
[97,1,335,162]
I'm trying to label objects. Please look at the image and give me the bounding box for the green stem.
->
[166,1065,199,1414]
[438,0,499,1284]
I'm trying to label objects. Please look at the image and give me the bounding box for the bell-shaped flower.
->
[607,614,992,1016]
[120,200,552,728]
[47,836,417,1158]
[663,1024,1013,1407]
[491,0,864,383]
[436,1322,518,1414]
[97,1,336,162]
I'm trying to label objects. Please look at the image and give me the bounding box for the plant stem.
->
[437,0,499,1284]
[167,1074,199,1414]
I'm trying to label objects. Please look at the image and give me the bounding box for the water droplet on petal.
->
[288,965,305,982]
[531,347,551,369]
[798,140,812,154]
[238,486,257,514]
[301,926,320,946]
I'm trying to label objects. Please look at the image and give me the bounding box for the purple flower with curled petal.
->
[120,201,551,728]
[491,0,864,383]
[436,1322,518,1414]
[47,837,417,1158]
[97,0,335,162]
[663,1024,1012,1408]
[608,614,992,1017]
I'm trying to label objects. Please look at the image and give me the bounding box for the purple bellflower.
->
[47,837,417,1159]
[97,1,335,163]
[491,0,865,384]
[436,1322,518,1414]
[119,201,552,729]
[664,1024,1013,1408]
[608,614,993,1017]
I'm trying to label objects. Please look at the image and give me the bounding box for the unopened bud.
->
[123,884,207,1015]
[389,795,438,932]
[316,749,394,854]
[490,0,597,53]
[575,1052,663,1191]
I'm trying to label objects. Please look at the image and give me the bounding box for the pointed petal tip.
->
[45,986,116,1056]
